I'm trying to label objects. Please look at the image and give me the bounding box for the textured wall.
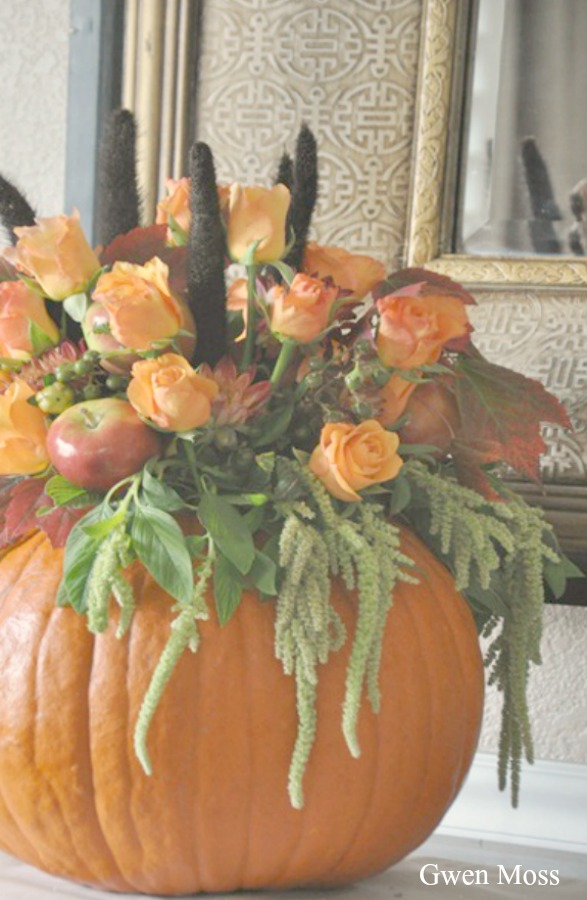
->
[0,0,70,247]
[196,0,421,270]
[196,0,587,768]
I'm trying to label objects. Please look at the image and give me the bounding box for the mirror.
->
[406,0,587,286]
[459,0,587,258]
[406,0,587,603]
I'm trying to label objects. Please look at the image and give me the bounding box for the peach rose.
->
[226,183,290,263]
[0,379,50,475]
[0,281,59,360]
[376,291,470,369]
[269,273,338,343]
[377,374,417,427]
[156,177,191,241]
[309,419,403,502]
[303,242,385,298]
[92,257,184,351]
[128,352,219,432]
[5,211,101,301]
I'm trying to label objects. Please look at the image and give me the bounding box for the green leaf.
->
[62,506,103,612]
[83,506,126,539]
[388,476,411,516]
[250,401,295,448]
[63,292,89,323]
[29,320,55,356]
[167,214,188,246]
[131,506,194,604]
[243,505,265,533]
[45,474,91,507]
[141,468,185,512]
[273,457,306,501]
[249,550,277,596]
[269,259,296,285]
[19,275,46,297]
[185,534,208,558]
[213,553,244,624]
[198,492,255,575]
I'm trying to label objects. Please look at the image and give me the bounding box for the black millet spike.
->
[95,109,141,247]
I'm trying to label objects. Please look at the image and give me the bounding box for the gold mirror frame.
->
[405,0,587,287]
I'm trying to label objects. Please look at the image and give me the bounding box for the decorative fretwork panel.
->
[195,0,422,269]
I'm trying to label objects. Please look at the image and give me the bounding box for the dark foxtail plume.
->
[274,151,294,191]
[284,124,318,270]
[0,175,36,244]
[521,136,562,254]
[187,142,227,366]
[95,109,141,246]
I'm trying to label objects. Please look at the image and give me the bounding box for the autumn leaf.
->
[0,477,92,551]
[0,477,47,550]
[452,355,571,495]
[37,504,92,548]
[373,268,477,307]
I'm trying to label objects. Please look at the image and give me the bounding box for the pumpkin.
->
[0,523,484,896]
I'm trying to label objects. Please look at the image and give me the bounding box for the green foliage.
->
[404,460,565,806]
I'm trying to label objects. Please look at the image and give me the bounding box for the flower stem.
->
[181,439,203,495]
[241,265,259,371]
[270,339,298,388]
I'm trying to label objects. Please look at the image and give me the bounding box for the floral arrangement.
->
[0,119,578,811]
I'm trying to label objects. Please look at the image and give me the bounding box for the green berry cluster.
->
[34,350,128,415]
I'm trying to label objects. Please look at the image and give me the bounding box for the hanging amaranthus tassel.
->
[284,124,319,270]
[0,174,36,244]
[187,142,227,365]
[95,109,141,247]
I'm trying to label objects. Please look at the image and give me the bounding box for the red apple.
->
[47,398,162,492]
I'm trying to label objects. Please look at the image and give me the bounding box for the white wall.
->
[0,0,70,245]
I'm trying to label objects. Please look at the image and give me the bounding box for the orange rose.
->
[92,257,184,351]
[5,212,100,301]
[156,179,230,244]
[156,177,191,241]
[303,242,385,298]
[269,273,338,343]
[0,379,50,475]
[309,419,403,502]
[0,281,59,360]
[376,291,470,369]
[128,352,219,432]
[226,183,290,263]
[377,374,417,427]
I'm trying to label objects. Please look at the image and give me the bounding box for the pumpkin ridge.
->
[0,650,45,871]
[34,603,129,888]
[376,573,437,861]
[124,570,150,881]
[305,593,383,884]
[0,532,47,607]
[83,623,135,891]
[236,602,255,889]
[413,541,484,791]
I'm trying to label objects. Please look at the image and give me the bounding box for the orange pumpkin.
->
[0,524,483,895]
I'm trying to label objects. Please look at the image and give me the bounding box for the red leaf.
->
[0,476,93,551]
[100,225,188,295]
[37,504,91,548]
[453,356,572,495]
[0,478,47,550]
[374,268,477,307]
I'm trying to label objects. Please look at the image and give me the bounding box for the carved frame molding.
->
[405,0,587,287]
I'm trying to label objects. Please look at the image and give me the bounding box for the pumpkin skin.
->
[0,525,484,895]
